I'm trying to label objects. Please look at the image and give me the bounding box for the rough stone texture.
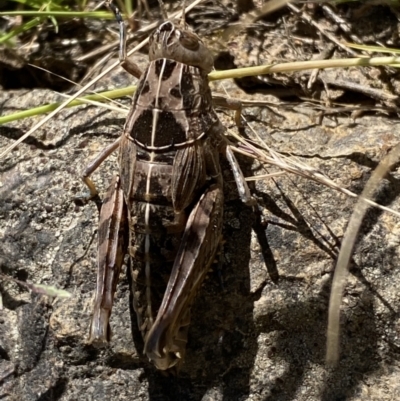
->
[2,2,400,401]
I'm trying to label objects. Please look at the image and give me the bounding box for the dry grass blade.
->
[326,142,400,366]
[0,0,205,160]
[255,0,296,17]
[223,0,295,39]
[0,43,147,160]
[209,56,400,82]
[229,129,400,219]
[0,274,72,298]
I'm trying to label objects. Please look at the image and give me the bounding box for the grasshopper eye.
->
[179,31,200,51]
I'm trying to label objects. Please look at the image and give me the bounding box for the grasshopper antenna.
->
[180,0,187,26]
[106,0,142,78]
[106,0,127,63]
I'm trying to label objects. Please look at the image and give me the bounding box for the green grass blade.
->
[0,17,41,44]
[0,10,116,19]
[0,86,136,125]
[30,284,72,298]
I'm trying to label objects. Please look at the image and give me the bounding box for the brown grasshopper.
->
[80,2,254,370]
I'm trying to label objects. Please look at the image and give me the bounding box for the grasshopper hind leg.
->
[88,175,128,345]
[218,125,279,282]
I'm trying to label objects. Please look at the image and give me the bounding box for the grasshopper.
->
[80,2,254,370]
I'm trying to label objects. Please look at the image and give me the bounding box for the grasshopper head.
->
[149,21,214,73]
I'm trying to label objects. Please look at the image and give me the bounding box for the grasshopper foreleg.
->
[78,137,121,203]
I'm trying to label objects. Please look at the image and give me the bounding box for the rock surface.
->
[2,2,400,401]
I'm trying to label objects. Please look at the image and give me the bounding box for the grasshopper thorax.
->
[149,21,214,74]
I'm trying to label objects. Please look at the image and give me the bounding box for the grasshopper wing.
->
[144,183,223,369]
